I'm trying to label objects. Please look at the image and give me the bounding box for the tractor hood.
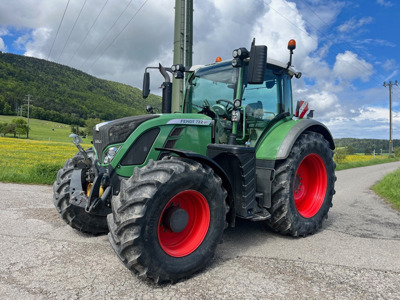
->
[92,115,159,159]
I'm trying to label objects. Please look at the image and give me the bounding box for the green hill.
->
[0,52,161,125]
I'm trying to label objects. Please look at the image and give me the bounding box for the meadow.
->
[0,136,91,184]
[0,115,80,143]
[335,154,399,171]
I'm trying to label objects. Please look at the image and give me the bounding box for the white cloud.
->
[303,91,341,119]
[376,0,393,7]
[13,33,30,50]
[359,38,395,48]
[337,16,374,33]
[0,27,9,36]
[0,37,5,51]
[24,27,51,58]
[293,1,345,34]
[355,107,390,122]
[251,0,317,63]
[333,51,373,82]
[382,59,396,71]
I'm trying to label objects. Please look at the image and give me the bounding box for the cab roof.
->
[189,57,296,76]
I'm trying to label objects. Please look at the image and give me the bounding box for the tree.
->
[85,118,102,136]
[70,124,84,136]
[346,145,355,155]
[4,123,16,137]
[0,122,8,136]
[12,118,29,138]
[365,147,372,155]
[0,96,13,115]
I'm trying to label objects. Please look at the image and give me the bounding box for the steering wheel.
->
[216,99,234,110]
[211,99,233,117]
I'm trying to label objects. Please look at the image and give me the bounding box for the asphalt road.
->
[1,162,400,299]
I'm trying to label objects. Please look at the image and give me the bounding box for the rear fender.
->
[276,119,335,160]
[256,119,335,160]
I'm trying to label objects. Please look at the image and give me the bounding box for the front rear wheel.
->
[266,132,336,236]
[107,157,227,283]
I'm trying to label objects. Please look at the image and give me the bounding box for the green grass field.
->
[0,115,85,143]
[372,168,400,211]
[0,116,91,184]
[335,156,399,171]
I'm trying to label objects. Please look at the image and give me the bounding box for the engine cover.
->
[92,115,159,158]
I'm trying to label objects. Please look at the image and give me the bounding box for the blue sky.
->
[0,0,399,142]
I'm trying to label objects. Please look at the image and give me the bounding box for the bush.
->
[334,148,347,163]
[394,147,400,157]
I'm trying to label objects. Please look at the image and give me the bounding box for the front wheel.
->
[265,132,336,237]
[53,149,108,235]
[107,157,228,283]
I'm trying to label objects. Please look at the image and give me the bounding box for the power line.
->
[57,0,88,62]
[86,0,150,72]
[80,0,134,70]
[47,0,71,60]
[276,0,399,97]
[68,0,109,65]
[274,0,373,79]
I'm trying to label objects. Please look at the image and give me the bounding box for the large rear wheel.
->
[107,157,227,283]
[266,132,336,236]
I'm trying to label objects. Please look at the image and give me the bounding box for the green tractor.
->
[53,39,335,283]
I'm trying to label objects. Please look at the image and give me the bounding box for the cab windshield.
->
[184,61,292,145]
[184,62,238,113]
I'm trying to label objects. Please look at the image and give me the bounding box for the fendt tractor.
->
[53,39,336,283]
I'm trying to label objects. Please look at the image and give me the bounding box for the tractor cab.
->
[184,58,294,146]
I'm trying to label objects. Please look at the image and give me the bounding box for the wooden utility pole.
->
[172,0,193,112]
[185,0,193,68]
[24,94,33,139]
[383,80,398,155]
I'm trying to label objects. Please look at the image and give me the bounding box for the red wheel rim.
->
[158,190,210,257]
[293,154,327,218]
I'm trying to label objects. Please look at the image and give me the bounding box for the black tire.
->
[107,157,227,283]
[53,148,108,235]
[265,132,336,237]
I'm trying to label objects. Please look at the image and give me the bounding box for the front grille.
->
[92,115,159,159]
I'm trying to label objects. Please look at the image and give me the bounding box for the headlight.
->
[103,146,120,164]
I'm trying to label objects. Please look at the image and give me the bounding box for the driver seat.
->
[245,101,263,119]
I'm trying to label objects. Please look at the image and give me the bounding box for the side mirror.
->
[69,133,83,146]
[247,40,267,84]
[142,72,150,98]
